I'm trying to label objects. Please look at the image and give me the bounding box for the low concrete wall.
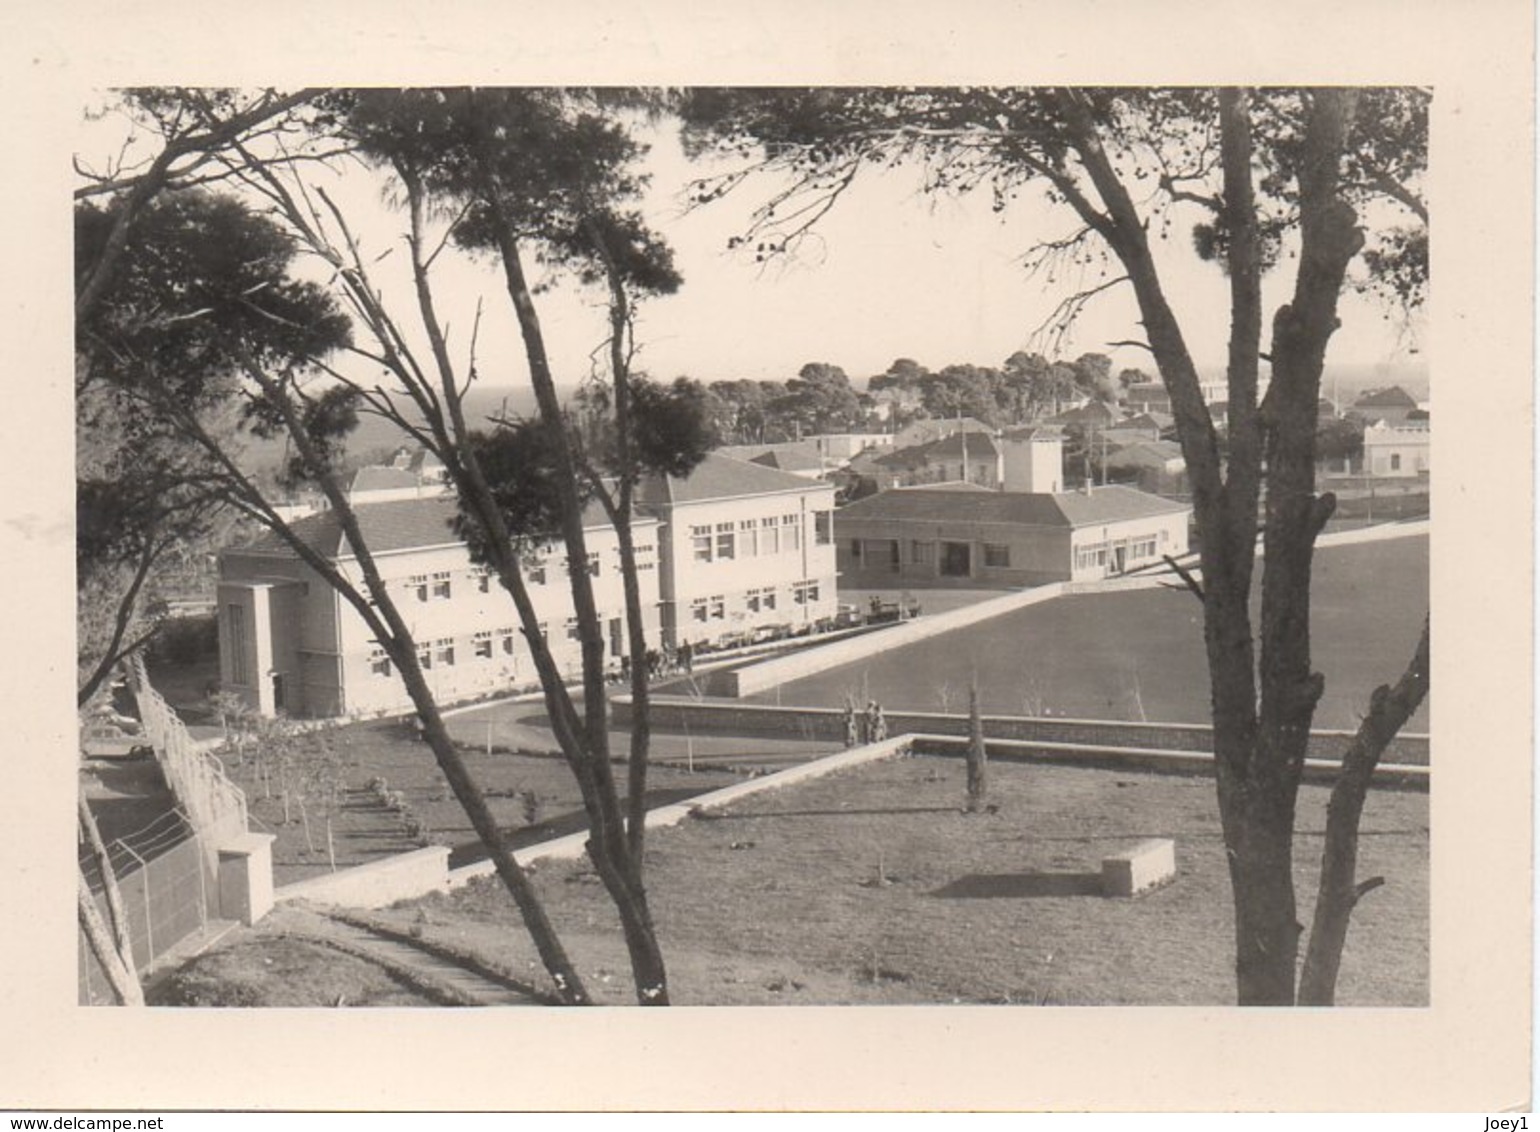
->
[905,733,1428,790]
[276,845,452,909]
[618,697,1431,767]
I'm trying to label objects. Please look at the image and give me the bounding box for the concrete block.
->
[1101,838,1176,897]
[217,832,277,924]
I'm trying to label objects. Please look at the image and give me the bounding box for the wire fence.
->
[80,662,255,1004]
[78,808,207,1004]
[127,655,249,862]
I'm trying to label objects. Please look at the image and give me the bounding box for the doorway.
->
[940,541,971,577]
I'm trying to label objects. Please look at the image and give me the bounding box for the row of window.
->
[690,513,833,564]
[403,545,657,602]
[1073,530,1170,572]
[687,580,824,623]
[369,629,518,677]
[854,539,1012,569]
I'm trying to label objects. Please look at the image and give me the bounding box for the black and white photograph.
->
[5,0,1534,1115]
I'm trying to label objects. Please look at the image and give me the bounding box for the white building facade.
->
[640,453,839,649]
[217,498,661,719]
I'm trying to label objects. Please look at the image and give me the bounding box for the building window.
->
[409,574,430,602]
[1390,453,1402,471]
[691,525,712,562]
[527,557,548,586]
[434,638,455,666]
[475,569,492,594]
[691,598,709,623]
[710,596,726,621]
[739,520,758,557]
[814,511,832,545]
[586,552,600,577]
[227,604,247,685]
[566,618,581,641]
[794,581,820,605]
[498,628,517,656]
[715,523,736,560]
[783,514,801,551]
[536,621,549,643]
[368,646,391,678]
[418,644,433,671]
[911,540,935,566]
[431,571,452,600]
[473,631,494,660]
[983,544,1011,568]
[761,519,780,555]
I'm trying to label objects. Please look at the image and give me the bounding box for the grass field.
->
[754,535,1429,732]
[352,752,1428,1006]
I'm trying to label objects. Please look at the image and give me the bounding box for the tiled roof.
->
[233,494,652,561]
[1048,402,1120,427]
[349,466,419,493]
[1104,440,1185,469]
[926,431,999,459]
[750,448,824,472]
[837,485,1189,528]
[1000,425,1063,441]
[1354,385,1419,408]
[638,451,831,507]
[1053,485,1191,525]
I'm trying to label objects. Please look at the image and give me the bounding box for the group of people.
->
[612,640,697,684]
[841,699,889,748]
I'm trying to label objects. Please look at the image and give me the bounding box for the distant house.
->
[1103,411,1172,445]
[1104,439,1189,496]
[717,440,827,477]
[1362,419,1430,478]
[1351,385,1420,427]
[918,430,1002,487]
[748,447,826,479]
[809,432,896,461]
[892,416,993,449]
[1047,401,1121,432]
[835,485,1191,587]
[346,447,453,504]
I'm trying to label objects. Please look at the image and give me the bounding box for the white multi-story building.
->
[216,452,838,718]
[638,453,839,650]
[217,497,661,718]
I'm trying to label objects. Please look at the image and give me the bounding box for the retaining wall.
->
[617,696,1431,767]
[276,846,452,909]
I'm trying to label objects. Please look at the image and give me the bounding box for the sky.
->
[78,94,1429,398]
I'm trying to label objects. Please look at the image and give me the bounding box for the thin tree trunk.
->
[78,795,137,991]
[966,680,988,812]
[79,873,143,1006]
[467,108,669,1003]
[1299,617,1429,1005]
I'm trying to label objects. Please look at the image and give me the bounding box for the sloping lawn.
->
[368,752,1428,1006]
